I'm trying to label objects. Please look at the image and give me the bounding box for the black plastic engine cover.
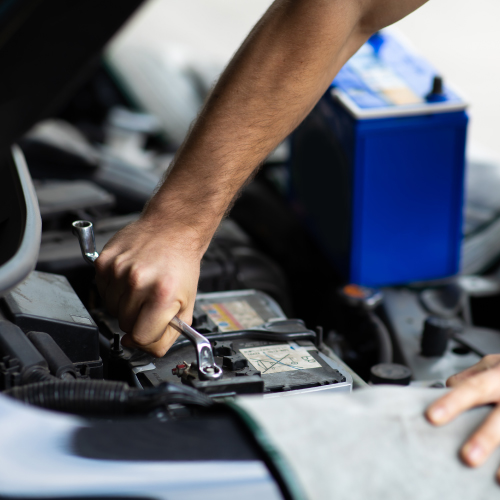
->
[2,271,99,364]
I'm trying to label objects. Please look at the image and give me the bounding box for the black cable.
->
[368,312,393,364]
[169,329,317,354]
[5,380,213,415]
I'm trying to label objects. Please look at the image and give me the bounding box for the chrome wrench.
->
[71,220,223,381]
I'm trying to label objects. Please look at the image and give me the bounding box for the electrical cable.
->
[168,329,317,354]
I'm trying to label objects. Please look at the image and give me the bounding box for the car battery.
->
[96,290,352,397]
[290,30,468,286]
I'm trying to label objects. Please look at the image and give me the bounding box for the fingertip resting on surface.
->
[461,441,485,468]
[426,404,448,425]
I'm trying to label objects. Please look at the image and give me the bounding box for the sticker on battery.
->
[349,45,422,106]
[239,344,322,374]
[201,300,264,332]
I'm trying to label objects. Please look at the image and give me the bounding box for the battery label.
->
[349,44,422,106]
[240,344,322,374]
[201,300,264,332]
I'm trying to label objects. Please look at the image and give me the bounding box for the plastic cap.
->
[421,316,452,357]
[370,363,412,386]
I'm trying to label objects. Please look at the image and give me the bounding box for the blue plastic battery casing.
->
[290,31,468,286]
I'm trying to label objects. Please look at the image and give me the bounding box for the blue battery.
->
[290,31,468,287]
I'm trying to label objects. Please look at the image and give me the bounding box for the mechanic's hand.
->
[426,355,500,478]
[94,216,203,357]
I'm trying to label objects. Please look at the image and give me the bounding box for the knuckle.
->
[466,373,499,400]
[477,355,500,374]
[131,335,151,348]
[150,346,167,358]
[483,355,500,367]
[466,376,485,392]
[127,265,146,290]
[111,257,126,277]
[152,280,174,303]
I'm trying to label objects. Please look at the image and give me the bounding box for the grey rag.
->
[237,387,500,500]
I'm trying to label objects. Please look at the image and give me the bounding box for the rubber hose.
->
[368,312,393,364]
[23,367,58,384]
[6,380,131,415]
[5,380,213,415]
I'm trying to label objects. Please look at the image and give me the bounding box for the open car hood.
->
[0,0,145,294]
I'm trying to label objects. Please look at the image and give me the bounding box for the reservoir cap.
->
[370,363,412,386]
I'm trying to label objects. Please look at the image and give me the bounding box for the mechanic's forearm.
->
[144,0,427,252]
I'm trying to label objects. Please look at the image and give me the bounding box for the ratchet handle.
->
[71,220,223,381]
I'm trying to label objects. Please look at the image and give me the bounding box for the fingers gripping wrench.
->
[71,220,223,381]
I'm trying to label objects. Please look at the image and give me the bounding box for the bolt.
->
[172,362,187,376]
[111,333,123,356]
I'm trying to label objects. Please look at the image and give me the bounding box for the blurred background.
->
[109,0,500,156]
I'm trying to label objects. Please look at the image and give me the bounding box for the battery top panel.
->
[331,30,467,119]
[195,290,286,333]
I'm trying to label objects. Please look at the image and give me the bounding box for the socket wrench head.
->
[72,220,99,265]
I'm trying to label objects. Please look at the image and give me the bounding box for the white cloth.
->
[0,395,281,500]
